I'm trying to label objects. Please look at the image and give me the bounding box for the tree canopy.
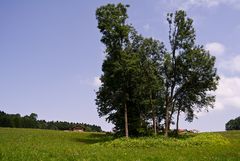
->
[95,3,219,137]
[226,116,240,130]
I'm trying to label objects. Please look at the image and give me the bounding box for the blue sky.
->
[1,0,240,132]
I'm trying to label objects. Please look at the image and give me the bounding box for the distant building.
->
[178,129,188,133]
[70,126,85,132]
[178,129,199,133]
[191,129,199,133]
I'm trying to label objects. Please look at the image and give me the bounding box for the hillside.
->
[0,128,239,161]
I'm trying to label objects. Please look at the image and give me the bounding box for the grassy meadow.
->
[0,128,239,161]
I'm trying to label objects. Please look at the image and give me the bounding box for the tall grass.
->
[96,133,230,148]
[0,128,239,161]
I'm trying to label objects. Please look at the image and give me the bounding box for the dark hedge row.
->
[0,111,102,132]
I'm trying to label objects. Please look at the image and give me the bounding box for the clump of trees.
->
[226,116,240,130]
[0,111,102,132]
[95,3,219,137]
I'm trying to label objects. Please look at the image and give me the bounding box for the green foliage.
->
[0,111,102,132]
[97,133,229,148]
[0,128,240,161]
[96,3,134,137]
[96,3,166,137]
[163,10,219,136]
[0,111,38,128]
[96,4,219,137]
[226,116,240,130]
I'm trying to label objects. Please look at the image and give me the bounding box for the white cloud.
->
[143,24,150,31]
[161,0,220,10]
[207,43,240,75]
[205,42,225,56]
[220,55,240,74]
[161,0,240,10]
[225,0,240,9]
[188,0,221,7]
[93,76,102,87]
[215,75,240,110]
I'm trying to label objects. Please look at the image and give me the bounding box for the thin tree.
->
[163,11,219,136]
[96,4,137,138]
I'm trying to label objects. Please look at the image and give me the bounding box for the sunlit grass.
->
[96,132,229,148]
[0,128,239,161]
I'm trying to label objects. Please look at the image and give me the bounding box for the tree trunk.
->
[165,109,169,137]
[164,97,169,137]
[168,100,176,131]
[153,116,157,135]
[150,92,157,135]
[124,103,129,138]
[176,106,181,134]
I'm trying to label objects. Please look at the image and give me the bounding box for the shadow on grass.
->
[165,132,197,140]
[71,132,198,144]
[71,133,114,144]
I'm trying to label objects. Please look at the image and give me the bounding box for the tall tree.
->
[163,10,219,136]
[95,3,133,138]
[127,31,165,136]
[137,37,164,135]
[95,4,219,137]
[95,5,165,136]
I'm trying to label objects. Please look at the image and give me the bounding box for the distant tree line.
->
[95,3,219,137]
[226,116,240,130]
[0,111,102,132]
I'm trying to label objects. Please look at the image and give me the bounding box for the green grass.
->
[0,128,239,161]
